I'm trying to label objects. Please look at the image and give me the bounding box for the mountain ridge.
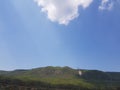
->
[0,66,120,90]
[0,66,120,80]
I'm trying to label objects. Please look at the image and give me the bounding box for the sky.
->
[0,0,120,71]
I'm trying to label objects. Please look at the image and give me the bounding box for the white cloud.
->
[34,0,93,25]
[99,0,114,11]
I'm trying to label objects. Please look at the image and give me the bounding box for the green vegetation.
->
[0,66,120,90]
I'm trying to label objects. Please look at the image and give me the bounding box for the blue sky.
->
[0,0,120,71]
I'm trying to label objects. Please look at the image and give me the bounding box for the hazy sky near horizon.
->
[0,0,120,71]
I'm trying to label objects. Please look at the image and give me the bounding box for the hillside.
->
[0,66,120,90]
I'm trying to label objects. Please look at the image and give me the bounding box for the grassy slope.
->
[0,66,120,89]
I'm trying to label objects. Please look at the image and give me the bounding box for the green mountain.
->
[0,66,120,90]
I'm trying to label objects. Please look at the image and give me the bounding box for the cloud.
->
[34,0,93,25]
[99,0,114,11]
